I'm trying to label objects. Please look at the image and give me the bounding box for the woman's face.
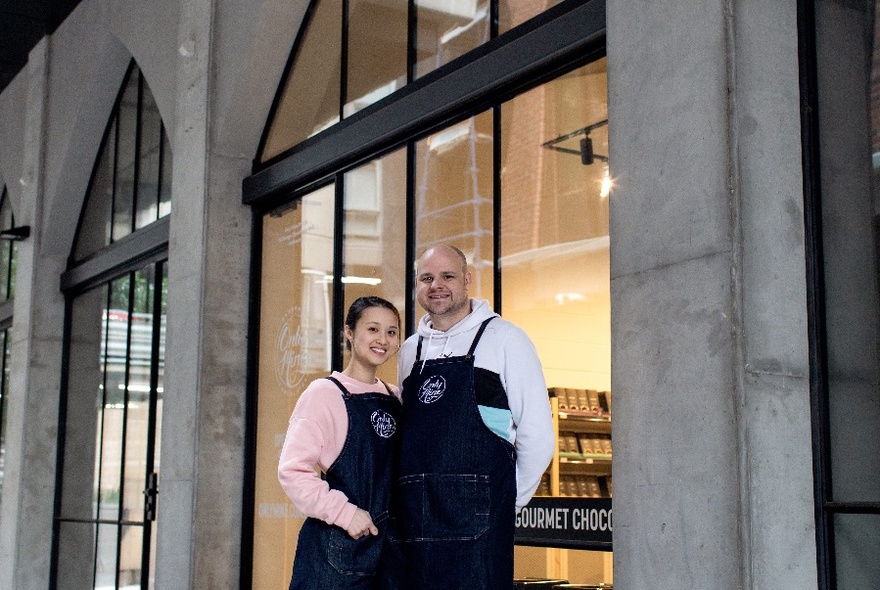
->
[346,306,400,368]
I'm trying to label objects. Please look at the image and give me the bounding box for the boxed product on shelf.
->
[587,389,600,413]
[555,387,572,409]
[536,474,551,496]
[565,434,580,455]
[598,390,611,416]
[576,388,589,411]
[575,476,589,497]
[585,476,602,498]
[577,434,596,455]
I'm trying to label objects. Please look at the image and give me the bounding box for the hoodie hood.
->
[415,299,499,370]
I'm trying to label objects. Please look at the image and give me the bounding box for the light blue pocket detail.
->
[477,405,513,443]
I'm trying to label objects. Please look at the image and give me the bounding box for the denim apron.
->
[384,318,517,590]
[289,376,401,590]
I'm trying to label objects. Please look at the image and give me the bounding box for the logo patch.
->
[418,375,446,404]
[371,410,397,438]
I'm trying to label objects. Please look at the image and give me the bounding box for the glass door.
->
[54,262,167,589]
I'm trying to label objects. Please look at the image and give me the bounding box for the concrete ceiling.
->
[0,0,83,93]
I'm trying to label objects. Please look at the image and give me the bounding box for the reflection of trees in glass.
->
[103,268,167,407]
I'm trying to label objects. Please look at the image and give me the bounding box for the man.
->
[384,244,555,589]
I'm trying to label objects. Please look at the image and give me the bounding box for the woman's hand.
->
[345,508,379,539]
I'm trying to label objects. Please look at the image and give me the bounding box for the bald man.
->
[382,244,554,590]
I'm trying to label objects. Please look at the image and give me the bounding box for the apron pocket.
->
[393,473,490,542]
[327,512,387,576]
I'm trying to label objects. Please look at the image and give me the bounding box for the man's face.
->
[415,247,472,327]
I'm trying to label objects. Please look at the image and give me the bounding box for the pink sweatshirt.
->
[278,371,400,529]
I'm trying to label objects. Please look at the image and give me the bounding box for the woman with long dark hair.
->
[279,296,402,589]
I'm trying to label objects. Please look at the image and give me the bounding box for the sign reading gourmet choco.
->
[515,497,612,550]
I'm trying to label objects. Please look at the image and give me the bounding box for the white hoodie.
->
[397,298,555,510]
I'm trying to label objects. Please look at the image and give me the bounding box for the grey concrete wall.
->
[157,0,304,586]
[608,0,816,588]
[0,39,68,590]
[734,1,817,587]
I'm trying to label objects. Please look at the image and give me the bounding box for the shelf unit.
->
[545,389,612,498]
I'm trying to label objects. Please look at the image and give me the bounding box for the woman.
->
[278,296,402,589]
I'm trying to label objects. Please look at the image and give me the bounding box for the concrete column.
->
[0,38,68,590]
[607,1,816,588]
[733,1,817,587]
[155,0,252,586]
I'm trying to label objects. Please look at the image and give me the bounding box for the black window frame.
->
[241,0,608,585]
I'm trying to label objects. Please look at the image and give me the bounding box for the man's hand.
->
[345,508,379,539]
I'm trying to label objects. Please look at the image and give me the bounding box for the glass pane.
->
[252,184,336,588]
[100,404,125,520]
[415,111,494,305]
[158,128,172,218]
[501,56,610,466]
[99,276,131,523]
[0,188,12,229]
[60,285,109,521]
[122,268,155,522]
[834,514,880,588]
[148,519,158,589]
[345,0,408,117]
[514,546,613,586]
[501,61,611,584]
[95,523,120,589]
[415,0,489,79]
[0,240,8,301]
[113,71,139,242]
[55,521,97,590]
[136,85,163,230]
[499,0,565,34]
[343,148,407,383]
[7,241,15,298]
[119,524,144,586]
[155,264,168,476]
[0,191,11,301]
[74,118,116,262]
[815,0,880,504]
[0,330,8,501]
[261,0,342,162]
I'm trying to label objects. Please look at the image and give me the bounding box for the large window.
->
[52,61,171,590]
[805,0,880,587]
[246,1,610,586]
[72,64,172,264]
[258,0,585,163]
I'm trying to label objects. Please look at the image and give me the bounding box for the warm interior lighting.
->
[321,275,382,285]
[600,167,612,199]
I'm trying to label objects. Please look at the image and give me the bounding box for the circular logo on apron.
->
[418,375,446,404]
[371,409,397,438]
